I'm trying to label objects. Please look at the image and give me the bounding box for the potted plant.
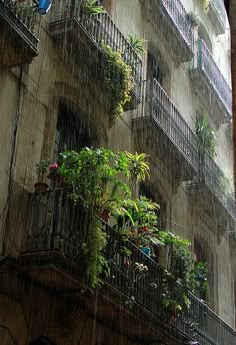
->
[196,116,216,157]
[35,160,50,192]
[48,162,64,189]
[127,34,145,56]
[80,0,105,34]
[81,0,105,16]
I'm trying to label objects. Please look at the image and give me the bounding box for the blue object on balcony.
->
[141,247,151,257]
[37,0,52,15]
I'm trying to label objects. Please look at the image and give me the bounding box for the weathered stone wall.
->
[0,0,235,330]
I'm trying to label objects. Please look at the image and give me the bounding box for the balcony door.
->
[147,51,164,86]
[55,100,98,157]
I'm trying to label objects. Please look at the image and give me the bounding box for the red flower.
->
[49,163,58,170]
[124,260,130,267]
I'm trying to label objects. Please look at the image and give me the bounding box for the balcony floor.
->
[132,116,197,183]
[0,2,38,65]
[189,68,231,125]
[0,252,192,345]
[50,18,141,109]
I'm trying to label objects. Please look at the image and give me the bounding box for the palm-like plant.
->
[126,152,150,182]
[196,116,216,157]
[81,0,105,16]
[127,34,145,56]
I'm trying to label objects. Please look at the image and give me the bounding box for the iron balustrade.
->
[25,189,236,345]
[144,79,199,172]
[136,79,236,220]
[196,39,232,117]
[162,0,194,52]
[200,150,236,221]
[50,0,143,98]
[0,0,39,49]
[210,0,227,28]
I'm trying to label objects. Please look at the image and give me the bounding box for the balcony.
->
[50,0,142,101]
[190,39,232,124]
[189,150,236,230]
[0,0,39,65]
[141,0,194,63]
[132,79,236,228]
[132,79,198,182]
[208,0,227,35]
[15,189,236,345]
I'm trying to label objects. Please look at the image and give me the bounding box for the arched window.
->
[30,336,57,345]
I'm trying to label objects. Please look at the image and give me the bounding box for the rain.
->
[0,1,235,345]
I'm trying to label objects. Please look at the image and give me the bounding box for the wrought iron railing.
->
[210,0,227,28]
[50,0,143,98]
[199,150,236,221]
[0,0,39,49]
[25,189,236,345]
[136,79,236,220]
[162,0,194,52]
[142,79,199,172]
[196,39,232,117]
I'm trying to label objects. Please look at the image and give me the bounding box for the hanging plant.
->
[102,44,134,123]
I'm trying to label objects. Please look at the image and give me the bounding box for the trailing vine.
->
[102,44,134,123]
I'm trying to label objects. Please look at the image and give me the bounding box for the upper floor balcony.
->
[50,0,142,102]
[141,0,194,63]
[0,0,39,65]
[190,39,232,124]
[194,149,236,227]
[17,189,236,345]
[132,79,199,183]
[133,79,236,227]
[208,0,227,35]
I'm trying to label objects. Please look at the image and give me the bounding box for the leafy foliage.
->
[56,148,149,288]
[127,34,145,56]
[36,160,51,179]
[196,116,216,156]
[103,44,134,121]
[189,262,208,298]
[81,0,105,16]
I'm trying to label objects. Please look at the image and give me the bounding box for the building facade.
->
[0,0,236,344]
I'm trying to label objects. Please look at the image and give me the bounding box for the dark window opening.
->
[55,100,98,157]
[147,51,164,86]
[140,182,167,230]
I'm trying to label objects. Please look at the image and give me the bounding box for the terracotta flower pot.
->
[34,182,49,192]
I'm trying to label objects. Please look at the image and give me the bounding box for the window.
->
[147,51,164,85]
[140,182,167,230]
[55,100,98,157]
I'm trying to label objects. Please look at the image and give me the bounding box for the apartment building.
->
[0,0,235,344]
